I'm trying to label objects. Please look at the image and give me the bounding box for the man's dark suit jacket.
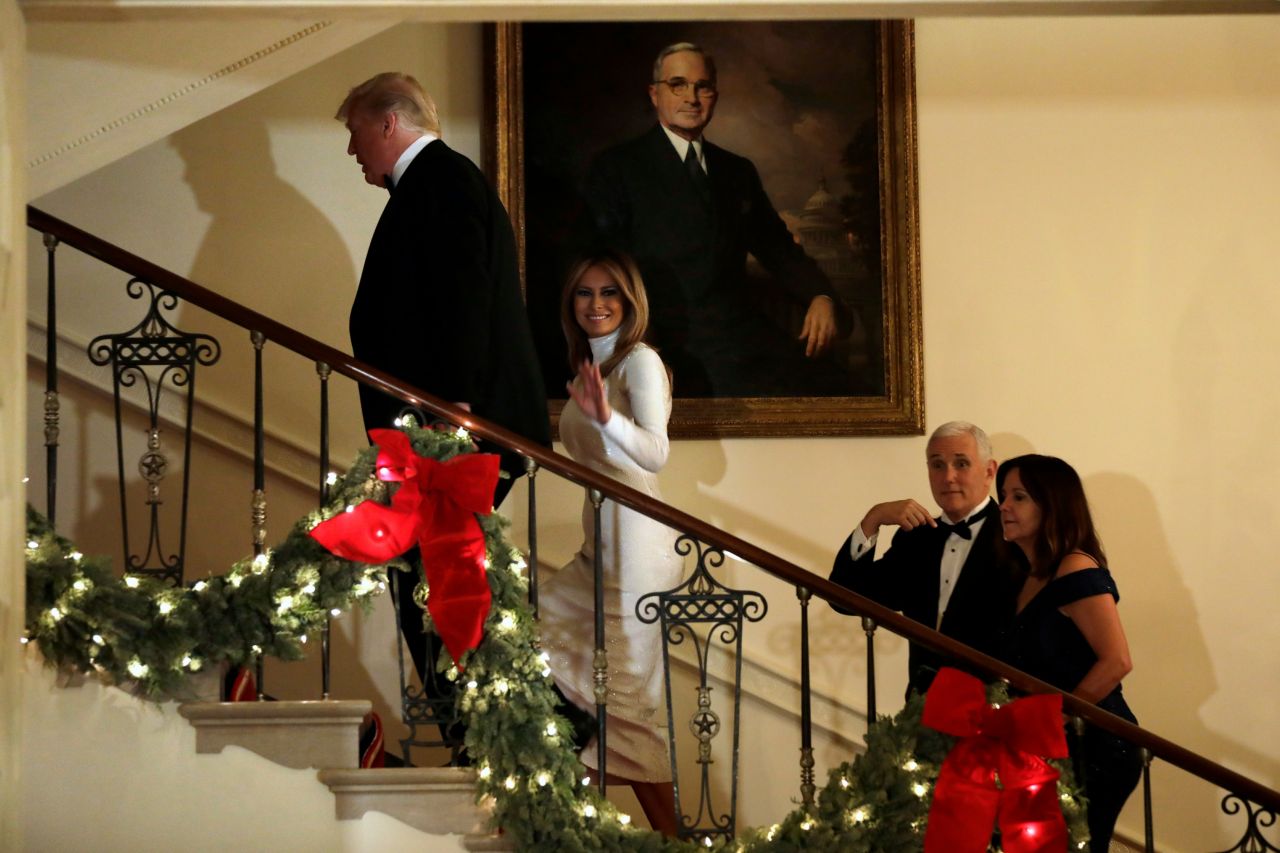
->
[349,138,550,483]
[828,500,1014,697]
[584,125,855,398]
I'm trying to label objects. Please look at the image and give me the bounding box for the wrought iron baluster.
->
[251,330,266,700]
[88,279,219,586]
[525,458,539,616]
[638,536,767,845]
[1140,747,1154,852]
[589,487,608,793]
[862,616,878,726]
[797,586,815,809]
[43,233,60,527]
[317,361,332,700]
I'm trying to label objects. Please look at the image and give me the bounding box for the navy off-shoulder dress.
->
[1005,567,1142,853]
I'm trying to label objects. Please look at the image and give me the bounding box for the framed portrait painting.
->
[484,20,922,437]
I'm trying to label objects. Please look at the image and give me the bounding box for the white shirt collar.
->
[659,124,704,171]
[391,133,438,188]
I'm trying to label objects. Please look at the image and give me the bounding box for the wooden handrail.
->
[27,204,1280,813]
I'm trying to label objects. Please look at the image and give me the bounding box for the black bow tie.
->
[941,517,973,540]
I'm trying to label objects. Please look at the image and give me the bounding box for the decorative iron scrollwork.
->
[88,278,220,585]
[1215,794,1279,853]
[637,535,768,845]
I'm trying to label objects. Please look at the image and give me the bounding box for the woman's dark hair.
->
[997,453,1106,577]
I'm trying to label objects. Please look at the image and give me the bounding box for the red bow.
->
[921,668,1070,853]
[309,429,499,669]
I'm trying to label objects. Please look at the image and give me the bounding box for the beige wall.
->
[1,0,26,847]
[23,14,1280,851]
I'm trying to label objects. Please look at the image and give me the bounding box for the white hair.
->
[928,420,993,463]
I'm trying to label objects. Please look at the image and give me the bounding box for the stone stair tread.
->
[317,765,493,836]
[178,699,371,769]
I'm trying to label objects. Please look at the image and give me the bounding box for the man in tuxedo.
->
[583,42,860,398]
[829,421,1015,697]
[337,72,553,757]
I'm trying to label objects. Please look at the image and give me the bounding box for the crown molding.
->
[19,0,1280,22]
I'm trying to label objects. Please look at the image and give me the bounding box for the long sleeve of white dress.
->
[600,346,671,473]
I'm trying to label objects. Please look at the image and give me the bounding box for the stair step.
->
[178,699,371,769]
[316,767,498,838]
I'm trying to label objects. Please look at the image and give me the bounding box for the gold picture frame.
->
[484,20,923,438]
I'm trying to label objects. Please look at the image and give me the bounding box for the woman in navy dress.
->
[997,454,1142,853]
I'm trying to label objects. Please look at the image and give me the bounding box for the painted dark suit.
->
[584,125,857,398]
[349,138,550,483]
[349,138,550,699]
[828,500,1015,697]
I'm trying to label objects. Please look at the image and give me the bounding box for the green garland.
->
[24,423,1087,851]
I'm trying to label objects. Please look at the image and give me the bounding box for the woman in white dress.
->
[538,250,683,836]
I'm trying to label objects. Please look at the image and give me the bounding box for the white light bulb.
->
[478,765,491,780]
[330,608,342,617]
[493,680,509,695]
[124,576,140,588]
[26,540,39,550]
[182,655,193,667]
[619,814,631,826]
[582,804,596,818]
[251,644,262,654]
[536,772,550,786]
[581,776,590,787]
[193,581,207,592]
[800,820,813,831]
[498,612,516,631]
[345,505,355,513]
[503,776,516,791]
[326,472,339,485]
[158,600,173,615]
[545,722,558,737]
[277,596,294,614]
[72,579,87,592]
[127,659,148,678]
[455,426,469,440]
[912,782,928,798]
[299,635,308,644]
[903,758,919,772]
[48,607,63,622]
[252,553,270,573]
[92,634,105,645]
[69,551,83,562]
[850,807,868,824]
[467,680,478,691]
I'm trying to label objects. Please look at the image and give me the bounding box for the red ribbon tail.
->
[924,743,1003,853]
[419,506,491,670]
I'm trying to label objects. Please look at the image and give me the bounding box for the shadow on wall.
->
[168,120,359,450]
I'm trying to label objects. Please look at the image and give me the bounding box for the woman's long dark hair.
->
[997,453,1107,578]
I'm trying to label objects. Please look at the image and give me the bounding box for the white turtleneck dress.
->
[539,329,684,782]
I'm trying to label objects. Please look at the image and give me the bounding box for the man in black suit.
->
[829,421,1015,697]
[338,72,549,497]
[584,42,859,398]
[337,73,552,756]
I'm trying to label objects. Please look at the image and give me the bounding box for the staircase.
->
[21,648,510,852]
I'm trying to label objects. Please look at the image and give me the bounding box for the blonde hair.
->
[560,251,653,379]
[335,72,441,136]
